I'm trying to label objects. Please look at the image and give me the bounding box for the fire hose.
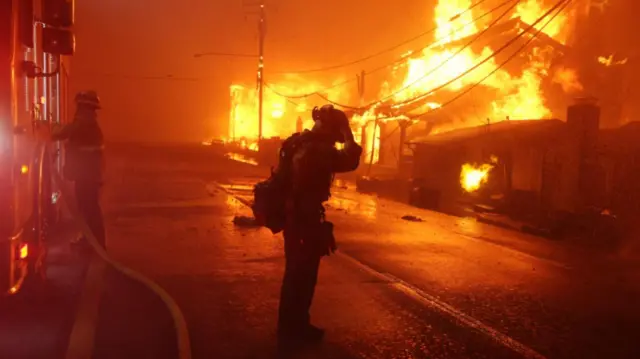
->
[52,171,192,359]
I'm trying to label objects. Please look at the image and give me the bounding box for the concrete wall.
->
[564,99,601,212]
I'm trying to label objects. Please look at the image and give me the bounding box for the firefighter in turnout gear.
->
[52,90,106,248]
[277,104,362,349]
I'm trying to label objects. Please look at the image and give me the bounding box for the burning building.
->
[408,115,567,215]
[409,97,640,241]
[224,0,630,182]
[226,80,350,150]
[227,0,591,162]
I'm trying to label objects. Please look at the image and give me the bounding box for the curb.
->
[475,215,522,232]
[476,215,553,239]
[54,173,192,359]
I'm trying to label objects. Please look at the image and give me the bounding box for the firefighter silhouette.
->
[277,104,362,350]
[52,90,106,248]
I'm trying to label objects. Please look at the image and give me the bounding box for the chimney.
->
[567,96,600,159]
[566,96,602,211]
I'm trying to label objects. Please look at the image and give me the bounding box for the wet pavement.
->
[102,143,640,359]
[92,266,179,359]
[0,222,89,359]
[0,182,182,359]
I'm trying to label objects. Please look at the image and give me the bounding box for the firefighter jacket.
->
[52,112,104,183]
[287,130,362,219]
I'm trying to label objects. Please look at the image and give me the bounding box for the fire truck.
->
[1,0,75,296]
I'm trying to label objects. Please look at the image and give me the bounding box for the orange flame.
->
[226,0,581,161]
[552,67,583,93]
[461,162,493,192]
[390,0,578,125]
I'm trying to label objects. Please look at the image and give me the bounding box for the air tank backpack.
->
[252,132,306,234]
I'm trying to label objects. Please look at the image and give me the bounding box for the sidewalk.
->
[329,186,611,267]
[225,157,631,259]
[218,174,615,269]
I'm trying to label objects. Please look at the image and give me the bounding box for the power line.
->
[193,52,258,58]
[318,0,520,110]
[271,0,492,75]
[403,0,571,124]
[391,0,568,112]
[266,0,519,100]
[360,0,571,150]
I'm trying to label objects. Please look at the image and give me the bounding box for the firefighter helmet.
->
[311,104,347,124]
[311,104,348,142]
[75,90,101,109]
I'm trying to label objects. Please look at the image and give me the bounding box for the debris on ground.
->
[233,215,260,227]
[401,215,424,222]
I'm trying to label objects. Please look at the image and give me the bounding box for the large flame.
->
[514,0,569,44]
[391,0,577,123]
[227,81,344,150]
[461,162,494,192]
[225,0,579,161]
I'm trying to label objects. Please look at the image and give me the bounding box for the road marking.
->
[65,253,106,359]
[214,181,547,359]
[54,173,192,359]
[335,252,546,359]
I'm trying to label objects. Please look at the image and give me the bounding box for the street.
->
[2,0,639,358]
[101,143,640,359]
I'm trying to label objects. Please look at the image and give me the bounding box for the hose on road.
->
[53,172,192,359]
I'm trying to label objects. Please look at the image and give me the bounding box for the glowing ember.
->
[597,54,628,67]
[461,162,494,192]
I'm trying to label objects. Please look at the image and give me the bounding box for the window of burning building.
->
[460,151,504,201]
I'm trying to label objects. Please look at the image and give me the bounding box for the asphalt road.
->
[0,222,90,359]
[0,176,182,359]
[102,143,640,359]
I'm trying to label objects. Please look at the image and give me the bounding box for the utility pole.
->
[357,71,368,163]
[257,1,265,140]
[242,0,266,141]
[357,70,365,106]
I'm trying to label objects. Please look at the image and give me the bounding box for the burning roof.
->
[409,118,564,146]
